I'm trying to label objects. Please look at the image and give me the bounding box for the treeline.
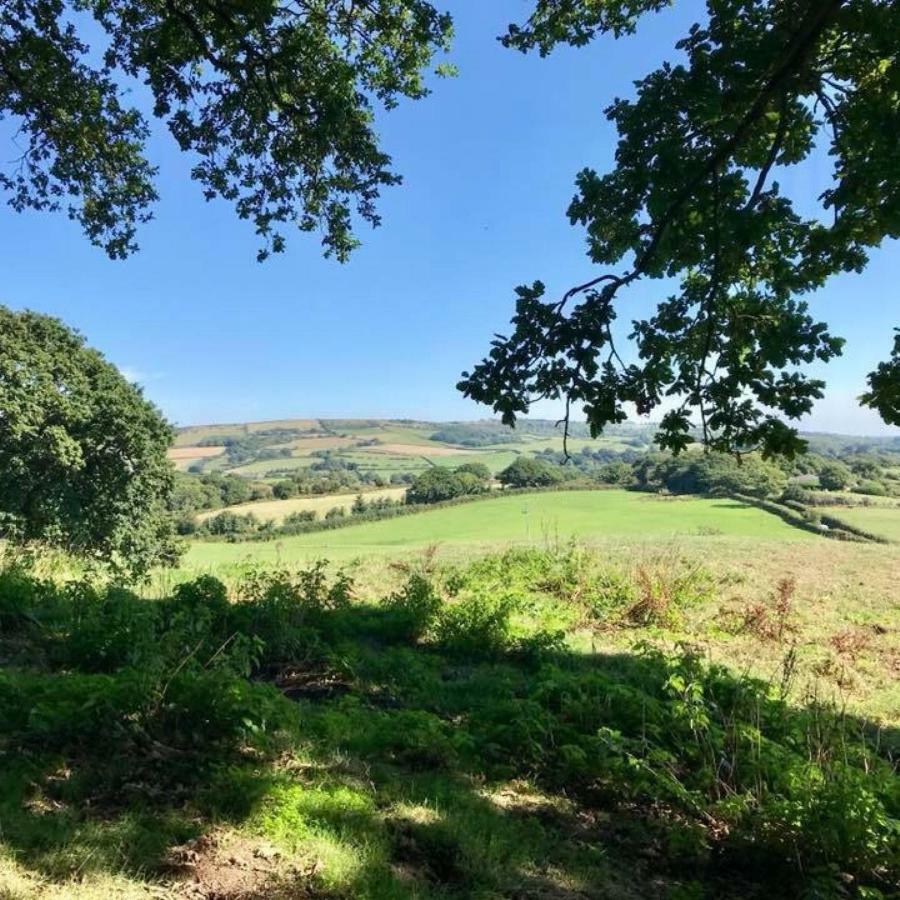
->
[429,424,522,447]
[537,445,900,500]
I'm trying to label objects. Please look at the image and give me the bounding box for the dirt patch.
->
[167,831,318,899]
[362,443,473,457]
[273,436,358,454]
[167,446,226,461]
[273,666,353,701]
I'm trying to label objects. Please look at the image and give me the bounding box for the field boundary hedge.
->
[729,494,887,543]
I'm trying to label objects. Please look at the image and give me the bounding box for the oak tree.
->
[0,306,179,576]
[0,0,452,260]
[461,0,900,456]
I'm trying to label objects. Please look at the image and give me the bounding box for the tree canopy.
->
[0,0,452,260]
[0,306,178,576]
[460,0,900,456]
[406,465,488,504]
[497,456,563,488]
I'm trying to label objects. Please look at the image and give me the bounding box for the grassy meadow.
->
[2,527,898,899]
[821,503,900,542]
[185,490,811,568]
[181,488,898,723]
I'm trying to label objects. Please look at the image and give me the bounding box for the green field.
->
[185,489,810,568]
[822,504,900,542]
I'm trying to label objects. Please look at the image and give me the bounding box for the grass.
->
[198,488,407,525]
[0,550,897,899]
[185,489,811,568]
[820,504,900,541]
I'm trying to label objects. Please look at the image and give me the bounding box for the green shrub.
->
[435,591,518,656]
[0,669,152,748]
[583,567,638,621]
[230,563,352,667]
[160,671,295,749]
[380,572,442,641]
[58,583,159,672]
[497,456,563,488]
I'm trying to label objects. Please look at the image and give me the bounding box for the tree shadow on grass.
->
[0,602,897,899]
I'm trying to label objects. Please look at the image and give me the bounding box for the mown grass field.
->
[185,490,811,569]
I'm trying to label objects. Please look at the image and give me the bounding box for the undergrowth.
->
[0,547,896,898]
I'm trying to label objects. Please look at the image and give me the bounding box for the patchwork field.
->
[166,445,226,470]
[172,418,321,447]
[171,417,646,478]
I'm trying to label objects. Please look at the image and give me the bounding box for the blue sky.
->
[1,0,897,435]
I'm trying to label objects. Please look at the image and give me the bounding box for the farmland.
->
[821,502,900,542]
[172,417,653,481]
[185,489,810,568]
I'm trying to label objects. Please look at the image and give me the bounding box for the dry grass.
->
[197,487,407,525]
[167,446,227,461]
[361,443,474,457]
[575,538,900,724]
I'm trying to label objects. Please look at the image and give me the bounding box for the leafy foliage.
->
[429,423,521,447]
[818,460,853,491]
[462,0,900,456]
[497,456,563,488]
[633,450,787,498]
[861,329,900,426]
[407,465,489,504]
[0,0,452,259]
[0,306,178,576]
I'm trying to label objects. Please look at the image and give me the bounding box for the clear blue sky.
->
[1,1,897,435]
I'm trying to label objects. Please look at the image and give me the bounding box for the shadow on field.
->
[0,582,897,899]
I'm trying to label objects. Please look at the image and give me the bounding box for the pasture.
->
[822,503,900,542]
[172,418,321,447]
[185,489,810,568]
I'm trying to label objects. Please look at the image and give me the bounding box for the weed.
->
[734,576,798,641]
[380,573,442,642]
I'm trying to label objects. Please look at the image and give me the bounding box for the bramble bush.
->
[0,549,896,895]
